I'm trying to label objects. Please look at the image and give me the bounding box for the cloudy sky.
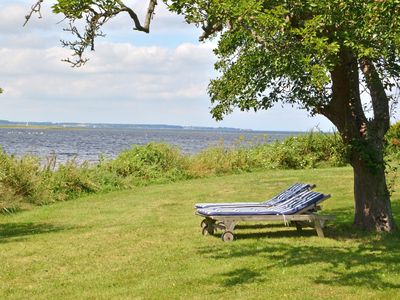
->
[0,1,350,131]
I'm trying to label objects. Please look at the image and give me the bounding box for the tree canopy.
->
[176,0,400,122]
[26,0,400,232]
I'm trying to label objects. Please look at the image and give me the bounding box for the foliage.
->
[386,121,400,158]
[258,131,348,169]
[166,0,400,118]
[189,142,255,175]
[45,160,100,203]
[385,122,400,195]
[104,143,190,184]
[0,150,45,205]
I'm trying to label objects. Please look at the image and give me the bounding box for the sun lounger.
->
[195,183,315,209]
[197,190,334,241]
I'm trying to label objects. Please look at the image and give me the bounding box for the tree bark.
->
[351,148,396,232]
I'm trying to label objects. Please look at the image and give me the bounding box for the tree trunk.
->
[351,150,396,232]
[323,49,397,232]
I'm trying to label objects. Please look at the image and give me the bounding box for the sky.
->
[0,1,364,131]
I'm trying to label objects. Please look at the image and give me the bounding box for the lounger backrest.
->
[264,183,312,206]
[272,191,330,215]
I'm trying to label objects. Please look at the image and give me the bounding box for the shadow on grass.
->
[0,222,71,244]
[198,200,400,290]
[198,232,400,290]
[199,236,400,290]
[220,268,263,287]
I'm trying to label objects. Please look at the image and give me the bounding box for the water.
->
[0,127,300,164]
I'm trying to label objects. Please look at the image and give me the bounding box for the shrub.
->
[386,121,400,159]
[107,143,190,184]
[385,122,400,195]
[0,149,45,203]
[247,132,347,169]
[45,160,100,203]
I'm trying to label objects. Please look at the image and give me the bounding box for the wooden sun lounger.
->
[197,193,335,242]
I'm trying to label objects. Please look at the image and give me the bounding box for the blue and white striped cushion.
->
[197,191,328,216]
[264,183,311,206]
[195,183,311,209]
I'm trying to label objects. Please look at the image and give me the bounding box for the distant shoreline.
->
[0,119,306,133]
[0,125,306,134]
[0,125,84,130]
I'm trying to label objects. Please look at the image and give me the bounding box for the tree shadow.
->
[0,222,72,244]
[199,196,400,290]
[219,268,263,287]
[197,233,400,290]
[232,228,316,240]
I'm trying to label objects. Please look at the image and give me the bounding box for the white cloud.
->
[0,40,215,106]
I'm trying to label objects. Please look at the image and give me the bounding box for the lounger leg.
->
[293,221,302,232]
[314,219,325,238]
[224,221,236,232]
[201,218,216,236]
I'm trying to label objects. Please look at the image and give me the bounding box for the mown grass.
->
[0,167,399,299]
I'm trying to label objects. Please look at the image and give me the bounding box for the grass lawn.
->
[0,167,399,299]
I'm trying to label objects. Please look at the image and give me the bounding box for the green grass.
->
[0,167,399,299]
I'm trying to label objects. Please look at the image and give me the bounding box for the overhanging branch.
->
[116,0,157,33]
[25,0,158,67]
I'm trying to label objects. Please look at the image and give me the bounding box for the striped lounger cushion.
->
[197,191,328,216]
[195,183,312,209]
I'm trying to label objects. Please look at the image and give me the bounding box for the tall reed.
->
[0,129,388,212]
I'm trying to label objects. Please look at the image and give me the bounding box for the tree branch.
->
[25,1,158,67]
[324,48,367,142]
[116,0,157,33]
[199,21,223,42]
[23,0,44,26]
[360,60,390,137]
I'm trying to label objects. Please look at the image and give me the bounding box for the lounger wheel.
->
[202,225,214,236]
[221,231,234,242]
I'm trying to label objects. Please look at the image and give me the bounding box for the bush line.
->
[1,126,399,211]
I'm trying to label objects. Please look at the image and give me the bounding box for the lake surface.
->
[0,127,300,164]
